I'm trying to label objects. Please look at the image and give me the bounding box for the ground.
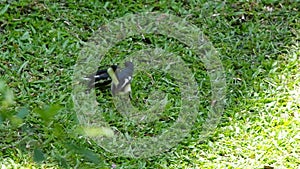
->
[0,0,299,168]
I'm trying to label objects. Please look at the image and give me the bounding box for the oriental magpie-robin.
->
[83,65,118,91]
[107,61,134,96]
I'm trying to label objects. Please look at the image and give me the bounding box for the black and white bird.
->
[107,61,134,96]
[84,65,118,91]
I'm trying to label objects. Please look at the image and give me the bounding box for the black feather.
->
[85,65,118,92]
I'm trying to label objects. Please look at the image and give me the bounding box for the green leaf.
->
[55,155,69,168]
[83,126,114,137]
[33,148,45,163]
[20,31,30,40]
[0,4,9,15]
[9,115,23,127]
[2,89,14,107]
[66,143,101,164]
[16,107,30,119]
[35,105,61,123]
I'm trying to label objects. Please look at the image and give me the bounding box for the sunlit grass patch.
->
[1,0,299,168]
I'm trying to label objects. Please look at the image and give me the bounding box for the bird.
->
[83,65,118,92]
[107,61,134,96]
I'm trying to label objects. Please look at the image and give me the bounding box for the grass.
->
[0,0,299,168]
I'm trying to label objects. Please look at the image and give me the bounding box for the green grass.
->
[1,0,299,168]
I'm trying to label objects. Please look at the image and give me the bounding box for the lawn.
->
[0,0,299,168]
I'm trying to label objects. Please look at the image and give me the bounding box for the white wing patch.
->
[120,76,132,88]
